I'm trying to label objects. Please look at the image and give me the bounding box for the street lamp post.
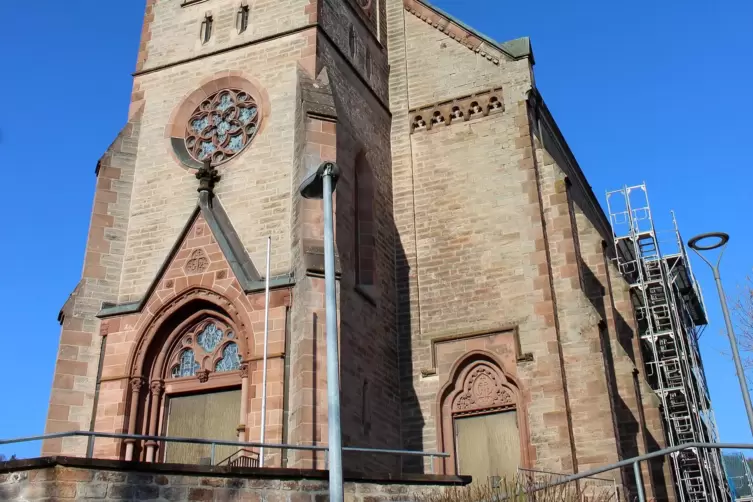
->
[299,162,343,502]
[688,232,753,435]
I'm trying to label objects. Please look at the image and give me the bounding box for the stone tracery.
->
[454,364,514,414]
[184,88,260,165]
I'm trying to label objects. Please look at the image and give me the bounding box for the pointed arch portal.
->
[437,351,530,485]
[123,289,255,464]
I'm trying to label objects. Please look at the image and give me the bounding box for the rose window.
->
[184,89,260,165]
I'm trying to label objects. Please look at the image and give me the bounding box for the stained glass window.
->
[215,343,241,372]
[184,88,260,165]
[197,324,223,353]
[172,349,200,378]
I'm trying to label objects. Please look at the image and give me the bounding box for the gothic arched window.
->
[167,320,241,379]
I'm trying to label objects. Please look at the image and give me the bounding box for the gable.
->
[404,0,532,109]
[98,194,292,318]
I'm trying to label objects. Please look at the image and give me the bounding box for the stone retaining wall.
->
[0,457,467,501]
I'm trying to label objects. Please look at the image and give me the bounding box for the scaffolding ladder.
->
[606,184,731,502]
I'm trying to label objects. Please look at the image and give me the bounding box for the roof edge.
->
[405,0,534,63]
[528,88,613,241]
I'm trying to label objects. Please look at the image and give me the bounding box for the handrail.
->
[0,430,449,473]
[526,442,753,501]
[216,448,259,467]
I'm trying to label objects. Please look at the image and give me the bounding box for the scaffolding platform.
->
[606,183,731,502]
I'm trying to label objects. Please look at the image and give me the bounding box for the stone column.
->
[124,377,144,461]
[144,380,164,463]
[237,363,249,442]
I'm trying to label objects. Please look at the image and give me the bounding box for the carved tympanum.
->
[454,365,513,413]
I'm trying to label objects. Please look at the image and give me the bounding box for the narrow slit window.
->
[348,26,356,59]
[201,14,214,44]
[237,4,250,34]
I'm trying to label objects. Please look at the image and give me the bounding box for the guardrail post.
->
[211,443,216,466]
[429,455,434,474]
[633,461,646,502]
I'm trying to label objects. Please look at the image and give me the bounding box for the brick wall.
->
[284,17,400,470]
[119,30,313,303]
[403,10,527,108]
[43,110,140,457]
[142,0,312,72]
[319,0,388,103]
[0,459,466,502]
[534,149,619,476]
[535,114,674,498]
[388,2,581,473]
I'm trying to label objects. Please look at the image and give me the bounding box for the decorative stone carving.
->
[149,381,164,395]
[184,89,260,165]
[130,377,145,393]
[185,249,209,274]
[410,87,504,133]
[239,363,249,378]
[454,365,514,413]
[132,288,246,376]
[197,369,210,383]
[196,159,222,194]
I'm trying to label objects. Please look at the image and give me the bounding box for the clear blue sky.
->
[0,0,751,460]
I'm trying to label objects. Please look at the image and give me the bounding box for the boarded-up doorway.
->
[456,410,521,487]
[164,389,241,465]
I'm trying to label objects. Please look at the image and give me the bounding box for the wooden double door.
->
[164,389,241,465]
[455,410,522,487]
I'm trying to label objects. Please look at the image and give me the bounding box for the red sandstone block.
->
[56,467,94,482]
[188,487,214,501]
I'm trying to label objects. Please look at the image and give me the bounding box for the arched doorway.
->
[437,352,530,486]
[123,290,254,465]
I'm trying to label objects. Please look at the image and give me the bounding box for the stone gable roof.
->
[97,192,293,318]
[404,0,534,65]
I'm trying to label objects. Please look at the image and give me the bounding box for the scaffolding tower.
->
[606,184,731,502]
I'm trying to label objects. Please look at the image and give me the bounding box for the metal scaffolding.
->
[606,183,732,502]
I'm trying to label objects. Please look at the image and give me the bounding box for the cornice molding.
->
[409,87,504,133]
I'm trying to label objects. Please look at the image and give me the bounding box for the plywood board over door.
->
[164,389,241,465]
[456,410,521,487]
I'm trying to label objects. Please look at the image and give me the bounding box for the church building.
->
[42,0,700,500]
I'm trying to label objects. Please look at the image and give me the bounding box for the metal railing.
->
[524,442,753,502]
[516,467,619,500]
[0,431,449,473]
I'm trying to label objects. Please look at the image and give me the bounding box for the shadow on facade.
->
[395,236,425,474]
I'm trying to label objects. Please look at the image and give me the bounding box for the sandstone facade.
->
[42,0,674,499]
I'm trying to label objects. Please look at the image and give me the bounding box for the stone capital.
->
[130,377,145,393]
[149,380,164,395]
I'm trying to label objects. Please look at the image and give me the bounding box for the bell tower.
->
[44,0,399,472]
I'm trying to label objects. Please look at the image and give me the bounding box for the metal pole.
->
[713,266,753,433]
[259,237,272,467]
[322,166,344,502]
[211,443,216,465]
[633,461,646,502]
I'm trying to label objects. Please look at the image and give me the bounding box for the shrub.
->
[415,475,617,502]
